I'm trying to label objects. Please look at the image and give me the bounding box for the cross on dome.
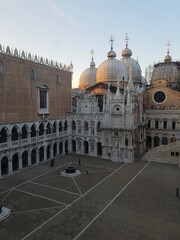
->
[125,33,129,48]
[166,41,171,55]
[109,35,115,50]
[90,49,94,60]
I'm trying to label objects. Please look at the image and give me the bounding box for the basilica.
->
[0,36,180,178]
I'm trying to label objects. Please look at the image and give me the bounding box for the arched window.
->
[97,122,101,132]
[84,121,89,132]
[22,125,28,139]
[30,68,37,80]
[31,124,36,137]
[38,85,49,114]
[0,127,8,143]
[172,121,176,130]
[39,123,45,136]
[64,121,68,131]
[155,121,159,129]
[11,126,18,141]
[46,122,51,134]
[53,122,57,133]
[59,121,62,132]
[163,121,167,129]
[72,120,76,131]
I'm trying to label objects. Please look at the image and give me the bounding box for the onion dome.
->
[121,47,132,58]
[164,50,172,62]
[79,54,97,89]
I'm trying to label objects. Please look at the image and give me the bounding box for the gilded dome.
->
[79,59,97,89]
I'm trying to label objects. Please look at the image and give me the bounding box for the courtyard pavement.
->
[0,154,180,240]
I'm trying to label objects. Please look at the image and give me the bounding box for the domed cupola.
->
[79,50,97,89]
[151,42,180,89]
[120,33,141,83]
[96,36,128,84]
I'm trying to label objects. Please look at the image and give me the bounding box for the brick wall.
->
[0,53,72,124]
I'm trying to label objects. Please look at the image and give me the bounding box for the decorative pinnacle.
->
[166,41,171,55]
[109,35,115,50]
[125,33,129,48]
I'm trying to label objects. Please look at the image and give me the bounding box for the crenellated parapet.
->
[0,43,73,72]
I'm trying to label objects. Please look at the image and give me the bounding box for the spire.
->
[107,35,116,58]
[126,66,135,91]
[106,82,111,108]
[114,78,123,99]
[90,49,95,68]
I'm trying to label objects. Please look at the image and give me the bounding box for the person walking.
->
[86,167,89,174]
[176,187,180,198]
[79,158,81,165]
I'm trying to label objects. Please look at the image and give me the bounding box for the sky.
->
[0,0,180,88]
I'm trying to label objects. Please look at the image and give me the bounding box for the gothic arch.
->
[22,151,28,168]
[59,142,63,155]
[84,140,89,154]
[39,122,45,136]
[21,124,28,139]
[39,146,45,162]
[97,142,102,155]
[64,120,68,131]
[11,125,19,141]
[146,136,152,148]
[59,121,63,132]
[31,148,37,165]
[12,153,19,171]
[46,122,51,135]
[47,144,51,160]
[65,140,68,154]
[84,121,89,132]
[1,156,9,175]
[53,142,57,157]
[162,137,168,145]
[154,136,160,147]
[31,123,37,137]
[0,127,8,143]
[72,140,76,153]
[72,120,76,131]
[53,121,57,133]
[97,121,101,132]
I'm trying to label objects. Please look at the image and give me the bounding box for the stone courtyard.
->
[0,154,180,240]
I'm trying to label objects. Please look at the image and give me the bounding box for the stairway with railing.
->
[142,141,180,165]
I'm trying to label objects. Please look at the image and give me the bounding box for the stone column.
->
[44,147,47,161]
[8,159,12,174]
[28,151,31,166]
[19,156,22,170]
